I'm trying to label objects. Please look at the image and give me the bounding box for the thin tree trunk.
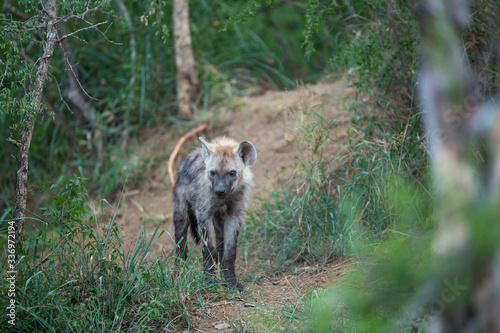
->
[117,0,137,147]
[13,0,58,245]
[173,0,198,117]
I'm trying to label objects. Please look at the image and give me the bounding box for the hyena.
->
[173,136,257,290]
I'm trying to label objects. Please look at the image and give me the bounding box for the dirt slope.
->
[114,75,356,331]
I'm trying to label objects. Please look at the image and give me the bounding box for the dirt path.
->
[114,75,356,331]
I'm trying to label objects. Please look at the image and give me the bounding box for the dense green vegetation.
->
[241,0,425,272]
[1,0,340,199]
[2,0,500,331]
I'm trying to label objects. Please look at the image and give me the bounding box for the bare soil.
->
[113,75,358,332]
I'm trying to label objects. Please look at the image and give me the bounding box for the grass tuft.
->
[0,176,231,331]
[242,96,428,273]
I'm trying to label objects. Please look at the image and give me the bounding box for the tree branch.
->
[6,138,21,148]
[49,72,73,114]
[57,25,98,122]
[58,21,108,43]
[7,24,48,34]
[30,55,52,86]
[116,0,137,89]
[12,0,58,248]
[58,0,112,24]
[0,62,9,87]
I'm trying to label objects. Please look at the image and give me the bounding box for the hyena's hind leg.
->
[173,200,190,260]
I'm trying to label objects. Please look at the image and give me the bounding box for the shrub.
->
[0,176,226,331]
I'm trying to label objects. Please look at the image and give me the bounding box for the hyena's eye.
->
[229,170,237,177]
[210,170,216,177]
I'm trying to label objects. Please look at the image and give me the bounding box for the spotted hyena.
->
[173,136,257,290]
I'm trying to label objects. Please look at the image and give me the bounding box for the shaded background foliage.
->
[0,0,427,200]
[1,0,340,200]
[2,1,499,197]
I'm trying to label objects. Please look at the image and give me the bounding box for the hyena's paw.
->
[225,278,244,292]
[202,273,220,286]
[234,281,244,292]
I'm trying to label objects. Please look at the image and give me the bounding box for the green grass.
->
[0,177,237,332]
[306,177,500,332]
[241,108,348,271]
[240,96,428,272]
[236,101,436,331]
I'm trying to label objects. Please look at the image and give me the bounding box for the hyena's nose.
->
[214,186,226,196]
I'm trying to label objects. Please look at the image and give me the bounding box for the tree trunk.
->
[173,0,198,118]
[13,0,58,246]
[117,0,137,147]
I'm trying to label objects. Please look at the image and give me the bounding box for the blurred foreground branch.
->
[420,0,500,331]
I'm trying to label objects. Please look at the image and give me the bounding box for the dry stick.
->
[168,123,208,187]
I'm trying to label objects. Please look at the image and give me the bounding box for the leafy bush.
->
[307,174,500,332]
[332,1,420,104]
[0,176,227,331]
[241,97,427,271]
[241,108,356,270]
[231,0,421,108]
[303,1,500,331]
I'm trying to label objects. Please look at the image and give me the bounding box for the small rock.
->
[214,323,230,330]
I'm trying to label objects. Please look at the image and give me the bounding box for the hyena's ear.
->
[199,137,213,162]
[236,141,257,166]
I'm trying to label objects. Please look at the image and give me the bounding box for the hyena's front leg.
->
[222,216,243,290]
[199,217,217,274]
[214,212,225,264]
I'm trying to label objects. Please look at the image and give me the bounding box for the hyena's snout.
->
[211,176,234,198]
[214,183,227,197]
